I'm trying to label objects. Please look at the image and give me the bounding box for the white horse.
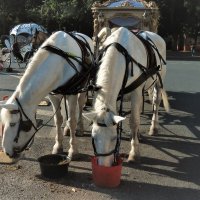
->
[84,27,169,166]
[0,31,94,160]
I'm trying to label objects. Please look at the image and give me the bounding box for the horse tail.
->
[161,88,170,112]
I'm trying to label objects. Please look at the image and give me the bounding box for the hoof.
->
[127,155,141,164]
[52,148,63,154]
[67,151,79,160]
[148,128,158,136]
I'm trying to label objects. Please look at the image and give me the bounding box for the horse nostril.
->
[6,151,18,158]
[6,152,11,157]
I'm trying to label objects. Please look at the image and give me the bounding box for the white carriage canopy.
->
[10,23,48,36]
[9,23,48,46]
[1,23,48,66]
[92,0,159,36]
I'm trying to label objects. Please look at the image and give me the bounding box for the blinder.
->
[9,98,38,153]
[19,118,33,132]
[9,109,33,140]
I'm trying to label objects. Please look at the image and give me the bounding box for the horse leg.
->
[147,88,153,104]
[76,92,87,136]
[63,99,70,136]
[128,90,143,163]
[64,93,86,136]
[149,84,162,135]
[48,94,64,154]
[65,95,79,158]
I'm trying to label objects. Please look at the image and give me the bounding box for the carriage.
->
[0,23,48,71]
[92,0,159,36]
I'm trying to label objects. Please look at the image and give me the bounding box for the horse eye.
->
[10,123,16,127]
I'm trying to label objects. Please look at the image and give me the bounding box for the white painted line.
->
[10,74,22,79]
[0,72,23,79]
[37,109,53,117]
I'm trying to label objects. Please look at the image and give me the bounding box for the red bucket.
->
[91,156,123,188]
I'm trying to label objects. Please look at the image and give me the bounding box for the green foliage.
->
[184,0,200,41]
[155,0,200,49]
[34,0,96,35]
[0,0,96,36]
[0,0,199,43]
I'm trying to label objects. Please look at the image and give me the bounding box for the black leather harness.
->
[42,32,97,95]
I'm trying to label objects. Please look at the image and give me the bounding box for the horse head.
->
[0,99,37,160]
[84,106,125,166]
[31,31,49,49]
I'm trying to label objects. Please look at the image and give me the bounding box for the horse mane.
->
[94,28,129,113]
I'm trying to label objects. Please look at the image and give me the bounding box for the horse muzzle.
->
[97,154,114,167]
[6,148,22,160]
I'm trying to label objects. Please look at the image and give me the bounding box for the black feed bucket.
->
[38,154,70,179]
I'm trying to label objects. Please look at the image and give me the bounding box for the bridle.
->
[91,108,122,163]
[11,98,38,154]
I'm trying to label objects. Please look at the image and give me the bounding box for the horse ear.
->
[83,111,97,121]
[112,115,126,124]
[0,102,18,110]
[104,112,126,127]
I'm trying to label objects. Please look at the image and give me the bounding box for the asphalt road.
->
[0,59,200,200]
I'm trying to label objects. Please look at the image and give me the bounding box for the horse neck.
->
[10,83,45,120]
[10,59,65,119]
[94,48,125,113]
